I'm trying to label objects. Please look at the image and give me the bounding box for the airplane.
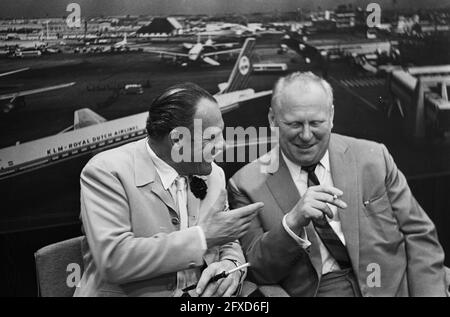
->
[112,34,129,51]
[0,39,48,58]
[0,37,273,180]
[198,23,264,38]
[283,31,396,73]
[10,49,43,58]
[80,34,130,54]
[181,35,239,51]
[137,36,244,67]
[0,68,76,114]
[0,39,47,51]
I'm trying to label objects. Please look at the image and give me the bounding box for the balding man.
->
[228,72,448,297]
[75,83,264,297]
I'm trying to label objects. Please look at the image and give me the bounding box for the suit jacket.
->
[228,133,447,297]
[74,139,245,297]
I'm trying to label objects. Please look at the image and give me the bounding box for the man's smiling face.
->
[269,81,334,167]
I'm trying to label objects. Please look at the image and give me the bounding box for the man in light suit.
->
[228,72,448,296]
[75,83,263,297]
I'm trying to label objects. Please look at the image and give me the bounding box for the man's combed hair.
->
[146,82,216,139]
[271,72,334,109]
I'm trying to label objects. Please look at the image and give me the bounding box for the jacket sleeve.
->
[227,178,307,284]
[80,162,207,284]
[382,144,448,296]
[215,167,247,282]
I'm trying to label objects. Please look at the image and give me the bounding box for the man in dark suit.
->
[228,72,448,296]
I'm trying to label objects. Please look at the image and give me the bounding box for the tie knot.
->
[175,176,186,191]
[302,164,317,174]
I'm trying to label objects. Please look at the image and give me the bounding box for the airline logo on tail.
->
[221,37,255,94]
[238,56,251,75]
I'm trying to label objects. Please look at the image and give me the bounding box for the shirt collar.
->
[281,149,330,176]
[146,140,179,190]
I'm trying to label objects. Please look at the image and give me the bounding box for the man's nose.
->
[212,135,226,157]
[299,125,313,142]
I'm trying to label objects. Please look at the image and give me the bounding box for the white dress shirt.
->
[281,151,346,275]
[146,142,207,291]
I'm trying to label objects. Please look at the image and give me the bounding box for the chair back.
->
[34,236,84,297]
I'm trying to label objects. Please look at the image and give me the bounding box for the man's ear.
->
[268,107,276,128]
[169,128,182,146]
[329,105,335,129]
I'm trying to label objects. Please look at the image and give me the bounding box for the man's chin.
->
[194,163,212,176]
[290,148,319,166]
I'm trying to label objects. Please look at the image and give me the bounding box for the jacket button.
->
[171,217,180,225]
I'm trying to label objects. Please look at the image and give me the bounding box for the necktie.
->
[302,165,351,269]
[175,176,199,296]
[175,176,188,230]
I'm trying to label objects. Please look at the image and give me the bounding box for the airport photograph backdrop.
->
[0,0,450,296]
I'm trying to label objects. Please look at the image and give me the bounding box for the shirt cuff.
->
[282,215,311,249]
[193,225,208,251]
[222,258,245,297]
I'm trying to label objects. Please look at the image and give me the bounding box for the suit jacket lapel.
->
[265,148,322,276]
[134,139,177,213]
[265,150,300,214]
[149,180,177,214]
[328,134,360,273]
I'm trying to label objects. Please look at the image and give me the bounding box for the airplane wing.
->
[241,90,273,101]
[182,43,194,50]
[202,56,221,66]
[0,68,30,78]
[139,47,189,58]
[202,48,242,57]
[0,82,76,101]
[210,42,239,49]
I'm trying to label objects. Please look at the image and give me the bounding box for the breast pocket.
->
[363,191,391,215]
[362,191,401,239]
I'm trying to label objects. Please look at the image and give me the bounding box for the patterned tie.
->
[302,164,351,269]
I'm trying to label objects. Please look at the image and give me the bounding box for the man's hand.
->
[196,260,241,297]
[199,189,264,248]
[285,185,347,232]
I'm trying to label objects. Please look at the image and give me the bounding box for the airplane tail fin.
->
[74,108,106,129]
[205,35,213,46]
[219,37,256,94]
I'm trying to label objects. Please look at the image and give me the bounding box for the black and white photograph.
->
[0,0,449,299]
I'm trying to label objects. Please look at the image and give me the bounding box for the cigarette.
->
[226,262,250,275]
[182,262,251,293]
